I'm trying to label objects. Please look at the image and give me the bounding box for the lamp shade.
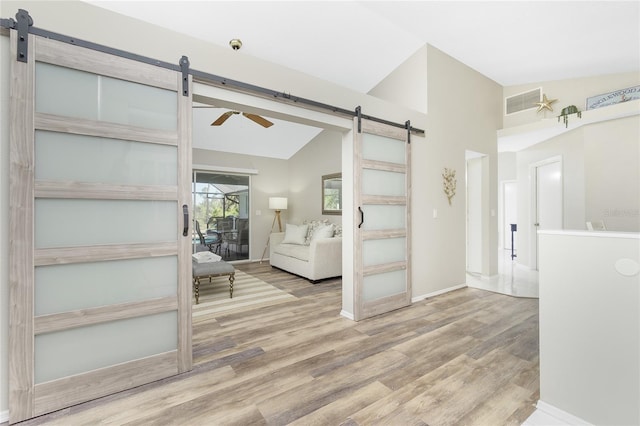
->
[269,197,288,210]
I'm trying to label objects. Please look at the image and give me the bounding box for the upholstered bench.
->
[192,260,235,304]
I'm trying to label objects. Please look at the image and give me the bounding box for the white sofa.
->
[269,224,342,282]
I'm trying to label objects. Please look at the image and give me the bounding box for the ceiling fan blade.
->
[243,113,274,128]
[211,111,237,126]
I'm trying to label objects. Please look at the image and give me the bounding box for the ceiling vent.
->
[505,88,541,115]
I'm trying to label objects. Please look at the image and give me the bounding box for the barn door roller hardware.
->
[1,8,425,135]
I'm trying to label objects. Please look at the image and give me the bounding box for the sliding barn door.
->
[354,117,411,321]
[8,31,192,423]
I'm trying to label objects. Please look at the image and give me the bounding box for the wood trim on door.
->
[353,117,412,321]
[8,31,193,423]
[8,30,37,423]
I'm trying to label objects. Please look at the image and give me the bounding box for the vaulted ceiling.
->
[87,1,640,158]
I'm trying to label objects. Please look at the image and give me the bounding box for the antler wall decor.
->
[442,168,457,206]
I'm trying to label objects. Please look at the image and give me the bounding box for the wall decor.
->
[558,105,582,128]
[587,85,640,110]
[534,93,557,113]
[442,168,457,206]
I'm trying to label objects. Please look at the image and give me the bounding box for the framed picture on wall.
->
[322,173,342,215]
[586,85,640,110]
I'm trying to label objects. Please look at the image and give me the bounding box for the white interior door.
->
[354,117,411,321]
[534,160,563,269]
[9,32,192,423]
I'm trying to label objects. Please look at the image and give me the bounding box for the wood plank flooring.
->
[15,262,539,426]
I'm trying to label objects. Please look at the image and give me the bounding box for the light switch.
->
[256,210,261,216]
[491,209,496,217]
[433,209,438,219]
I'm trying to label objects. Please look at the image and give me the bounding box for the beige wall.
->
[368,45,429,114]
[584,116,640,231]
[503,72,639,128]
[416,45,502,293]
[288,130,343,226]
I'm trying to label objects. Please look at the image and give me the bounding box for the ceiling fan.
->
[212,111,274,128]
[194,106,274,128]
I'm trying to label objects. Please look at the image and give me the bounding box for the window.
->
[192,171,250,260]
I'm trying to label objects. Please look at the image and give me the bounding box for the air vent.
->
[505,88,541,115]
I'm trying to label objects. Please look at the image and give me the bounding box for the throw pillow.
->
[310,223,334,241]
[281,223,309,245]
[303,219,331,244]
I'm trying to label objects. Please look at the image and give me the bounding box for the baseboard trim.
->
[528,400,593,425]
[481,274,498,281]
[0,409,8,423]
[340,310,355,320]
[411,283,467,303]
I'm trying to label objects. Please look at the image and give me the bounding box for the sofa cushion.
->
[310,223,334,241]
[282,223,308,245]
[303,219,331,244]
[274,243,310,262]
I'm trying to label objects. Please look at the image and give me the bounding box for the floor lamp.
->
[260,197,288,263]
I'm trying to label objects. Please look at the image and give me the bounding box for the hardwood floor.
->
[17,262,539,426]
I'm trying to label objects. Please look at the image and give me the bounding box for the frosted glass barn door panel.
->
[9,31,192,423]
[354,118,411,321]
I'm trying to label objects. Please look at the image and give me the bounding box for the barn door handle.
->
[182,205,189,236]
[358,206,364,228]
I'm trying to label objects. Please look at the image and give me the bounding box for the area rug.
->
[192,270,297,319]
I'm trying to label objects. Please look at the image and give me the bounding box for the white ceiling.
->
[87,1,640,157]
[192,107,323,159]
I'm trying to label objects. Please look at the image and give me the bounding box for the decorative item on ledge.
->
[558,105,582,128]
[587,84,640,110]
[442,168,457,206]
[534,93,557,113]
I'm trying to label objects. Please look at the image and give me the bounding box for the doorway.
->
[192,171,250,261]
[530,157,563,270]
[466,151,489,276]
[502,180,517,252]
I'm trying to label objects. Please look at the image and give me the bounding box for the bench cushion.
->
[192,260,235,277]
[192,260,235,304]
